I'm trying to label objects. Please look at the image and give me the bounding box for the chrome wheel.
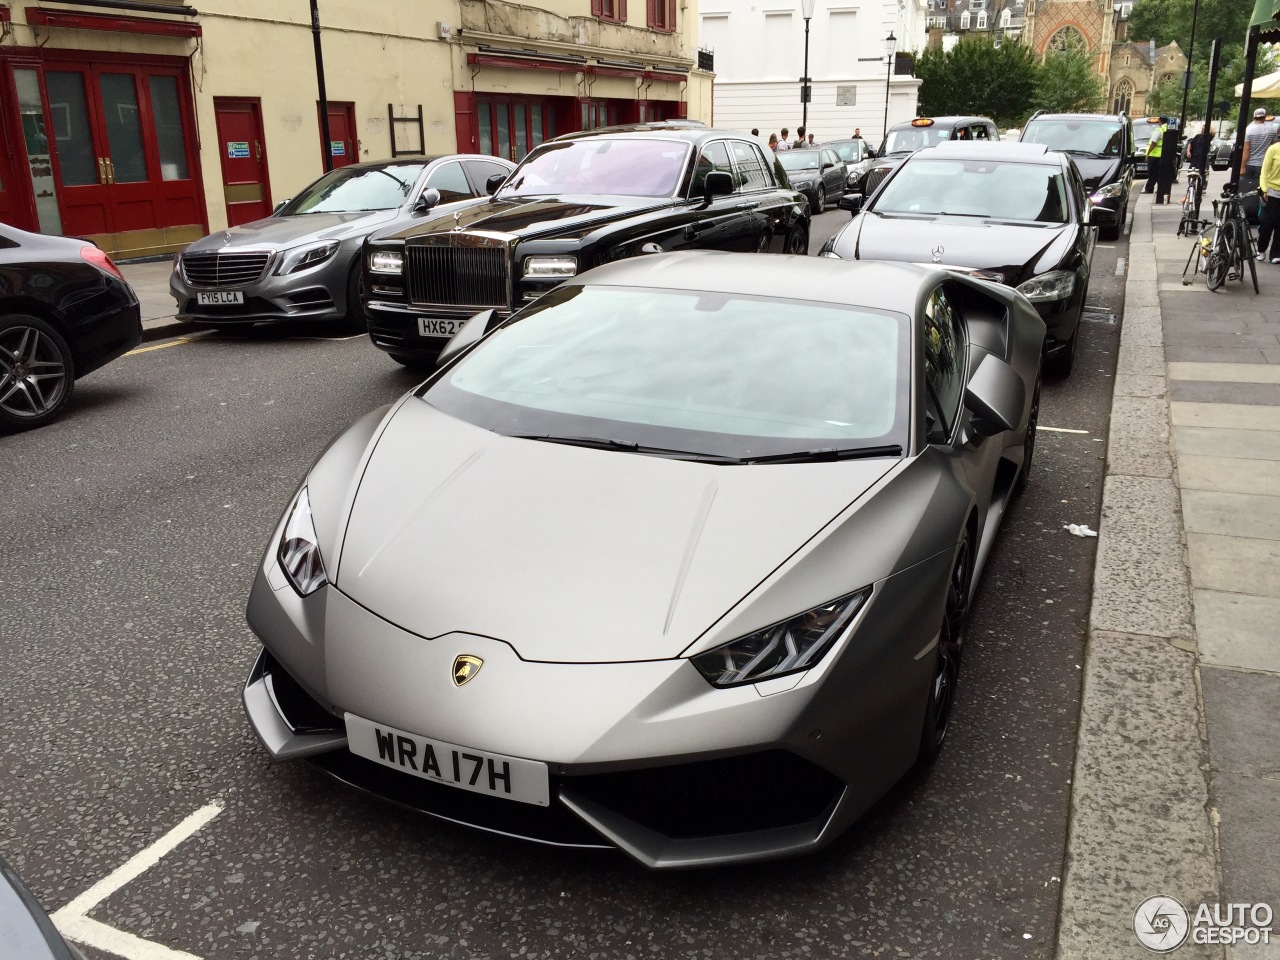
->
[785,227,809,255]
[814,187,827,214]
[0,322,70,423]
[755,232,771,253]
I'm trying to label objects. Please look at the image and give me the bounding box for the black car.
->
[0,224,141,430]
[822,138,878,193]
[856,116,999,199]
[1020,112,1134,240]
[363,123,809,366]
[825,141,1094,376]
[1210,135,1234,171]
[775,147,848,213]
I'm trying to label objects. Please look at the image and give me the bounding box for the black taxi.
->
[361,123,810,367]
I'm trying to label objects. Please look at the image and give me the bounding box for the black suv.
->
[362,124,809,366]
[855,116,999,199]
[1020,112,1134,240]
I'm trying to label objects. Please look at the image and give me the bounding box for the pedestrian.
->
[806,133,816,147]
[751,128,759,137]
[768,132,778,151]
[852,128,862,140]
[1185,123,1210,172]
[1256,137,1280,263]
[1240,108,1277,224]
[1144,116,1168,199]
[793,126,806,148]
[778,128,792,151]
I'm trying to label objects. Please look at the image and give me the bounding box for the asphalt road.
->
[0,208,1127,960]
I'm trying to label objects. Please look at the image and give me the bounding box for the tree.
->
[916,37,1040,128]
[1128,0,1252,50]
[1035,39,1107,113]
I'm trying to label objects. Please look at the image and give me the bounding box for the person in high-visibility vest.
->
[1144,116,1168,197]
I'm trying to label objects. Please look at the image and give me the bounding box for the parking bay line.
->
[125,338,193,356]
[1039,426,1091,434]
[51,801,223,960]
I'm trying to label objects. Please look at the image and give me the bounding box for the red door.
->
[214,98,272,226]
[320,101,357,168]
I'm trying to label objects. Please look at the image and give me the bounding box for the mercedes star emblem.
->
[931,245,945,263]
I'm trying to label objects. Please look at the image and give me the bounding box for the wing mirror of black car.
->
[273,199,290,215]
[703,170,734,201]
[964,354,1026,438]
[436,309,498,368]
[412,188,442,214]
[838,194,863,215]
[485,173,508,195]
[822,161,834,170]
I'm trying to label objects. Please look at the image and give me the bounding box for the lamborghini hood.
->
[334,400,897,663]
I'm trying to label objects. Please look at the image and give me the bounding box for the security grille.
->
[181,252,271,287]
[406,240,509,308]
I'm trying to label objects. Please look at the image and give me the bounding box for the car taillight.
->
[80,245,125,281]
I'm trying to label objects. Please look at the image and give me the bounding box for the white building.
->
[699,0,927,144]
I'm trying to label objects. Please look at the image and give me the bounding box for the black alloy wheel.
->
[1046,322,1079,377]
[755,232,771,254]
[784,226,809,256]
[1015,374,1041,495]
[0,314,75,431]
[919,531,971,760]
[342,261,368,333]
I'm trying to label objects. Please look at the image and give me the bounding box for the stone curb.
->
[141,319,189,344]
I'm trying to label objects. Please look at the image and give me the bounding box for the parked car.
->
[821,138,877,193]
[776,147,848,213]
[170,155,514,331]
[242,250,1043,868]
[1020,112,1134,240]
[1209,135,1234,171]
[0,855,86,959]
[825,141,1094,376]
[857,116,1000,199]
[362,123,810,367]
[1131,116,1181,179]
[0,224,141,431]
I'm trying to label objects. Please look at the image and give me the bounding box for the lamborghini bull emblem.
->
[452,655,483,686]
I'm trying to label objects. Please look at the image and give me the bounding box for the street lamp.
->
[883,31,896,142]
[801,0,816,135]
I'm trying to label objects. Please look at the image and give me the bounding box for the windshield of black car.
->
[284,163,426,214]
[827,142,862,162]
[777,151,822,172]
[495,139,691,198]
[1132,120,1157,143]
[871,158,1070,223]
[882,126,952,154]
[1022,120,1124,156]
[422,285,910,458]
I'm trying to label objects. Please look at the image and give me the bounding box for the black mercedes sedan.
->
[0,224,141,430]
[823,141,1094,376]
[362,123,810,366]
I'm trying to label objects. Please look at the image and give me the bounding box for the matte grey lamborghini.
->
[243,251,1045,869]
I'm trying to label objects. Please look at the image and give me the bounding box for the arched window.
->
[1112,78,1134,115]
[1047,26,1086,52]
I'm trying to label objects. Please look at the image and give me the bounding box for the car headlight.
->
[847,170,864,185]
[276,240,340,275]
[523,256,577,279]
[1016,270,1076,302]
[369,249,404,274]
[691,589,871,687]
[1091,182,1124,200]
[793,178,815,189]
[277,487,328,597]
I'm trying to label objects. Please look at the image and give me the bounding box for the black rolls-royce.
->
[362,124,810,366]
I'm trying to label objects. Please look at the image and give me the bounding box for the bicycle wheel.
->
[1206,250,1228,290]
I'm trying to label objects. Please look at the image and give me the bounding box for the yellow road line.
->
[125,337,192,356]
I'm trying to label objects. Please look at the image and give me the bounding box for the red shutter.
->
[618,0,627,22]
[592,0,602,17]
[666,0,675,29]
[646,0,656,27]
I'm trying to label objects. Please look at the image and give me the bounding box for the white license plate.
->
[418,317,462,338]
[196,290,244,305]
[344,713,549,806]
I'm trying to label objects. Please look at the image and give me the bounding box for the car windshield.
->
[827,142,863,162]
[881,125,952,155]
[871,158,1070,223]
[423,284,909,459]
[777,151,822,172]
[1022,120,1125,156]
[496,139,691,198]
[284,163,426,214]
[1132,120,1158,144]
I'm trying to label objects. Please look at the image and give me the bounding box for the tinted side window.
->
[923,287,966,441]
[464,159,511,193]
[424,162,473,203]
[972,124,989,141]
[689,140,733,195]
[729,140,772,191]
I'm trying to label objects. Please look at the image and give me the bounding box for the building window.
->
[647,0,676,32]
[1000,8,1011,27]
[591,0,626,23]
[976,12,987,28]
[1048,25,1086,52]
[960,11,971,29]
[927,15,946,28]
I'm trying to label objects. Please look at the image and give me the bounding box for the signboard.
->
[226,141,250,159]
[800,83,812,104]
[330,140,345,156]
[836,85,857,106]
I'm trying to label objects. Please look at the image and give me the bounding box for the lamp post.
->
[801,0,815,135]
[883,31,896,142]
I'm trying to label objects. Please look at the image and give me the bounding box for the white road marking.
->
[51,801,223,960]
[1039,426,1091,434]
[1116,256,1127,276]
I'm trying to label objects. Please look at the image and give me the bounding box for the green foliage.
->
[1128,0,1252,49]
[1035,39,1107,113]
[916,37,1042,127]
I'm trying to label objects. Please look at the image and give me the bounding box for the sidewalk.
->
[1058,178,1280,959]
[118,256,187,342]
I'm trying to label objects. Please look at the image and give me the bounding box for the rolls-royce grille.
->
[181,252,271,288]
[406,244,508,308]
[862,167,890,197]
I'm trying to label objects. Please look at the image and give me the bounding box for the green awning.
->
[1252,0,1280,33]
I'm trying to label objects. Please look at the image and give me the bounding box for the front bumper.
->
[170,251,354,324]
[364,299,512,361]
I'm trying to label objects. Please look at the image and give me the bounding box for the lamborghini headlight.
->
[277,487,328,597]
[1016,270,1076,302]
[691,588,871,687]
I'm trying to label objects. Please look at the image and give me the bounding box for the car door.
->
[728,139,798,252]
[420,160,475,205]
[821,149,846,199]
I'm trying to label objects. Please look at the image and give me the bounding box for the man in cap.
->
[1241,107,1278,224]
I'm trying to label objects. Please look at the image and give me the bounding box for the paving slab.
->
[1169,363,1280,384]
[1182,490,1280,541]
[1200,668,1280,777]
[1212,773,1280,909]
[1174,427,1280,461]
[1117,343,1169,376]
[1171,402,1280,431]
[1166,345,1273,364]
[1195,591,1280,674]
[1170,381,1280,405]
[1186,534,1280,598]
[1165,319,1257,336]
[1177,456,1280,496]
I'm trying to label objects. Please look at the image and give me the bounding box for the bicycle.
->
[1181,184,1260,293]
[1176,168,1205,236]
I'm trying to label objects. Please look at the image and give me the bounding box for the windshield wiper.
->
[1062,149,1105,158]
[508,434,743,463]
[741,444,903,465]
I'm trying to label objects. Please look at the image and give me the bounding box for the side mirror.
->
[273,199,290,215]
[436,309,498,368]
[703,170,734,200]
[485,173,508,195]
[964,354,1026,437]
[838,194,863,215]
[822,161,834,171]
[413,188,442,214]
